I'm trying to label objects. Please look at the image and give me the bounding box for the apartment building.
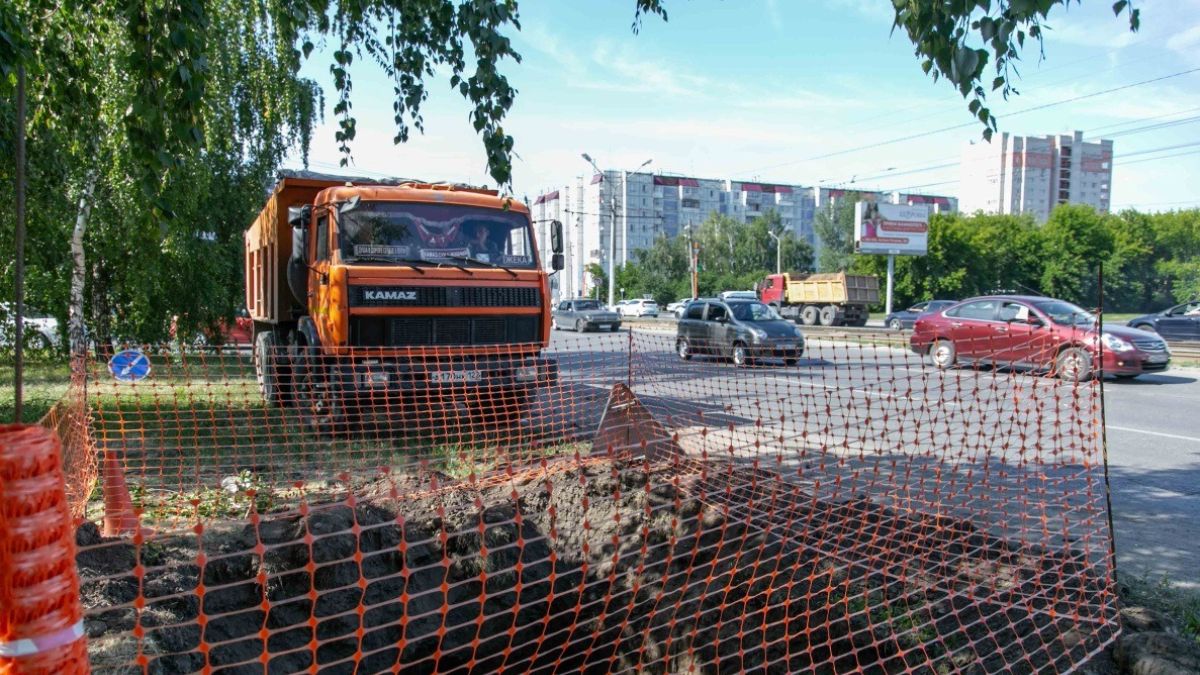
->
[959,130,1113,221]
[533,171,818,302]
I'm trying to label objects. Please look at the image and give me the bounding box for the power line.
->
[830,114,1200,190]
[735,67,1200,177]
[877,140,1200,193]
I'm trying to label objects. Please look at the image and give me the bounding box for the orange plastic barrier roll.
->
[0,425,89,675]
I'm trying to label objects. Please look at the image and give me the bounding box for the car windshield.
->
[729,301,781,322]
[574,300,601,311]
[337,201,536,268]
[1034,300,1096,327]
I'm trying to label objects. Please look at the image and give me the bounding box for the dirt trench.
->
[76,460,1116,674]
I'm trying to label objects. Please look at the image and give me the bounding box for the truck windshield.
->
[338,201,536,269]
[730,302,781,322]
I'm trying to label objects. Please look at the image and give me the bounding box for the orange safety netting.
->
[57,328,1117,673]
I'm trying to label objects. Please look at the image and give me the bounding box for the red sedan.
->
[910,295,1171,381]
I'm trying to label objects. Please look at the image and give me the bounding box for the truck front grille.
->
[350,316,540,347]
[350,286,541,308]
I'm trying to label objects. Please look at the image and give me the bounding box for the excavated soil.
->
[76,460,1116,674]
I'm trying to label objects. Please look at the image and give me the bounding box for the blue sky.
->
[284,0,1200,212]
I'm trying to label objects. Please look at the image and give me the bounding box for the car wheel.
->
[930,339,956,370]
[889,319,903,331]
[677,338,692,360]
[800,306,818,326]
[23,331,53,353]
[1135,324,1157,333]
[575,319,586,333]
[731,342,750,367]
[1055,347,1093,382]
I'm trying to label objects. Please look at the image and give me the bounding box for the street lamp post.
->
[580,153,651,308]
[767,230,782,275]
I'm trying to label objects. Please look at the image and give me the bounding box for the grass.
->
[0,357,71,423]
[1119,571,1200,644]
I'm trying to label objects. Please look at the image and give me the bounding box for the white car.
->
[719,290,759,302]
[666,299,690,318]
[0,302,61,350]
[618,299,660,317]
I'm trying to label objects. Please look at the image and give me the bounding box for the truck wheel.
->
[800,306,818,326]
[297,350,351,434]
[818,305,838,326]
[254,331,287,406]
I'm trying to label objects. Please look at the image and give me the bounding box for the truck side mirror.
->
[550,220,563,255]
[551,253,564,271]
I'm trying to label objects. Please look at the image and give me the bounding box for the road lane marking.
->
[1106,425,1200,443]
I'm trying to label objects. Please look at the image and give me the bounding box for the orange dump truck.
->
[245,171,563,430]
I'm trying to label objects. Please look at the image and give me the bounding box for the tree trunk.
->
[69,173,97,356]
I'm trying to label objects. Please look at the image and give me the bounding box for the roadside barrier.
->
[0,425,89,675]
[58,329,1118,673]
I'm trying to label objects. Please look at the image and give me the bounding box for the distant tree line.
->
[591,210,816,306]
[818,199,1200,313]
[603,200,1199,314]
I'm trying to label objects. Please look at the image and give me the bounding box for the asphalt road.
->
[545,326,1200,589]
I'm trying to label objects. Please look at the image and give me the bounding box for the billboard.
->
[854,201,929,256]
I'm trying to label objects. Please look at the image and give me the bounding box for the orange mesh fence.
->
[62,327,1119,673]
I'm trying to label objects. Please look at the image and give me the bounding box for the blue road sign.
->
[108,349,151,382]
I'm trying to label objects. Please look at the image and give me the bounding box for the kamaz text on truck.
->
[244,171,564,432]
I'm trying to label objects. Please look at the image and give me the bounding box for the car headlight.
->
[792,326,804,338]
[1101,333,1134,352]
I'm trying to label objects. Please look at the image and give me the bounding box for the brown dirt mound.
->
[76,460,1116,674]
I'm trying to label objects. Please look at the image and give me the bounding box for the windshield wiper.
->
[445,255,518,278]
[345,256,428,274]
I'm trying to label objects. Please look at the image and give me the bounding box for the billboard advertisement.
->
[855,201,930,256]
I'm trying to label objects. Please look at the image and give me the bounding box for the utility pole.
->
[580,153,650,308]
[767,229,782,275]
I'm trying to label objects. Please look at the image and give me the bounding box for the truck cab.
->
[245,172,564,431]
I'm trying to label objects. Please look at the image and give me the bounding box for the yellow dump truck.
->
[757,272,880,326]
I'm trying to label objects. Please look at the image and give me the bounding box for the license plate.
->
[776,342,796,350]
[1146,354,1169,364]
[431,370,481,383]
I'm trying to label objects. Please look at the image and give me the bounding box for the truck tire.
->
[818,305,838,326]
[254,331,287,406]
[800,305,819,326]
[296,347,352,435]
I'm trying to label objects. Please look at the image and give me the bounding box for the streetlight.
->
[580,153,652,308]
[767,229,782,275]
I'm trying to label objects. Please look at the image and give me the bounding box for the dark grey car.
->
[553,299,622,332]
[675,300,804,366]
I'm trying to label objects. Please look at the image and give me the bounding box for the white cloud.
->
[1166,23,1200,52]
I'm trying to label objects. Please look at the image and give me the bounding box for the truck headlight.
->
[1101,333,1134,352]
[515,365,539,381]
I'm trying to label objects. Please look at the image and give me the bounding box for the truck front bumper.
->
[340,355,559,394]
